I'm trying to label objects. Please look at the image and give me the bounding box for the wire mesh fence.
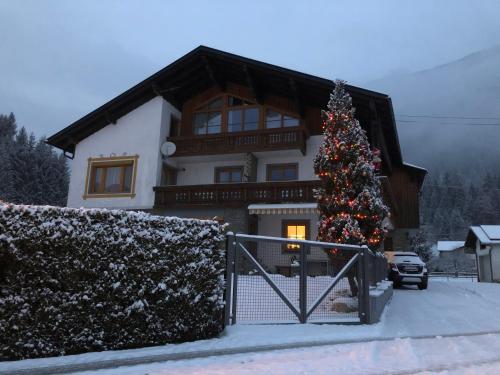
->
[225,233,389,325]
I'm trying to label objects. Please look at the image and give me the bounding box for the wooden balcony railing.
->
[168,127,308,157]
[153,180,321,208]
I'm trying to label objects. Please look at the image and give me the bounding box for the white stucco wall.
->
[170,135,323,185]
[67,97,180,209]
[491,246,500,282]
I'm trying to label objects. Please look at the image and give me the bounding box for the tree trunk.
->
[328,250,358,297]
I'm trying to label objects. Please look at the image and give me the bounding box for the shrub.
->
[0,203,226,360]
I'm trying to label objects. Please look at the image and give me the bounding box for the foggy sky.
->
[1,0,500,137]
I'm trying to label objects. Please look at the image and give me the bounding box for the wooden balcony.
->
[153,180,321,208]
[168,127,308,157]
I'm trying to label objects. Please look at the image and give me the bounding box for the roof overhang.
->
[402,163,427,189]
[46,45,402,165]
[248,203,318,215]
[465,225,500,249]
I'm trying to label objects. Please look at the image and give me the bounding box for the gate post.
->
[360,246,371,324]
[299,243,308,323]
[224,232,236,326]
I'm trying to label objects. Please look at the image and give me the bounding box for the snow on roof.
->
[402,162,428,172]
[437,241,465,252]
[481,225,500,240]
[466,226,500,246]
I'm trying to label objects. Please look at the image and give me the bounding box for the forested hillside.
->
[367,45,500,242]
[420,172,500,242]
[0,113,69,206]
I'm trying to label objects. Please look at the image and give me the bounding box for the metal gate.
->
[224,232,374,325]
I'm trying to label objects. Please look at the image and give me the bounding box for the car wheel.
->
[418,282,428,290]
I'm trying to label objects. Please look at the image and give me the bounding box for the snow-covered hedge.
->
[0,203,226,361]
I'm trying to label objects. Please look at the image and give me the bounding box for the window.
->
[215,166,244,183]
[227,96,259,132]
[282,220,309,251]
[84,155,138,198]
[193,98,223,135]
[266,163,298,181]
[265,110,299,128]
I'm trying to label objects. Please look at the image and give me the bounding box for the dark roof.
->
[46,45,403,164]
[402,163,427,188]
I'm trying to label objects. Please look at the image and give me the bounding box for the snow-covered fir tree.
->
[0,113,69,205]
[313,80,389,295]
[408,230,433,263]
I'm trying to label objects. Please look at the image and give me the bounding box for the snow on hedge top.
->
[0,203,226,249]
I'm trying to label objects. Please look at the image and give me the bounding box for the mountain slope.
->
[365,45,500,177]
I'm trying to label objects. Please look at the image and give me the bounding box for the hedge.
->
[0,203,226,361]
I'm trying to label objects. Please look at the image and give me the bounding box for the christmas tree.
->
[314,80,389,294]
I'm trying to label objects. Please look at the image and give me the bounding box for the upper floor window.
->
[266,163,298,181]
[192,94,299,135]
[215,166,243,183]
[84,155,138,198]
[227,96,259,132]
[193,98,223,135]
[265,110,300,129]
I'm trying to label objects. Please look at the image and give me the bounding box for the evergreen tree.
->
[0,114,69,206]
[0,113,17,201]
[409,230,433,263]
[313,80,389,295]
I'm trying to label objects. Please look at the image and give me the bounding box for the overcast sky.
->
[1,0,500,137]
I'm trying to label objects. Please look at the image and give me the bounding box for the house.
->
[47,46,426,273]
[435,240,476,273]
[465,225,500,282]
[436,241,467,258]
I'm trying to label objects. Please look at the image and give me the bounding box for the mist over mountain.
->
[365,44,500,179]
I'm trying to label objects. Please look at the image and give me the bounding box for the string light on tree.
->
[313,80,390,295]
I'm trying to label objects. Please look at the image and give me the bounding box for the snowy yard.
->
[3,279,500,374]
[235,274,358,323]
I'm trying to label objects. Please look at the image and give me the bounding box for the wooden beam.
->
[289,78,305,117]
[377,124,392,174]
[242,64,262,103]
[105,112,117,125]
[202,55,225,91]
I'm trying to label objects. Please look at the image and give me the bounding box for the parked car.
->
[385,251,428,289]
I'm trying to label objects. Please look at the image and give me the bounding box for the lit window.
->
[282,221,309,251]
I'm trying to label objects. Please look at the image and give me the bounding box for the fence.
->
[429,271,478,282]
[224,232,388,325]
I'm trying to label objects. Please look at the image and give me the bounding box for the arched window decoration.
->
[192,95,300,135]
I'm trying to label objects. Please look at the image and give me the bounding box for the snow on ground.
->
[71,333,500,375]
[236,274,358,323]
[2,279,500,374]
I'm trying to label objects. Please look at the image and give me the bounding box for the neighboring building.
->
[465,225,500,282]
[435,240,476,274]
[47,46,426,273]
[436,241,466,258]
